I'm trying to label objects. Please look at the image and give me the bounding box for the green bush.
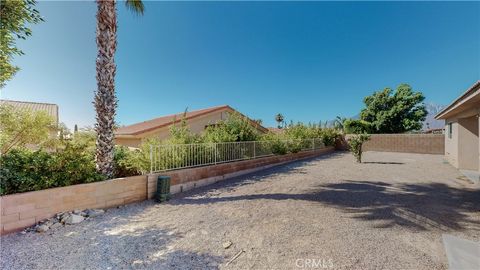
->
[320,128,341,146]
[348,134,371,163]
[344,119,373,134]
[0,145,105,195]
[114,146,142,177]
[202,112,259,143]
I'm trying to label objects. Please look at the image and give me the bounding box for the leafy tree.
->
[0,0,43,88]
[0,103,55,154]
[343,119,373,134]
[275,113,284,129]
[334,116,347,131]
[203,112,259,143]
[166,115,201,145]
[360,84,427,133]
[348,134,371,163]
[94,0,144,178]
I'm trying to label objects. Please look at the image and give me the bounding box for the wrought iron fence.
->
[149,138,325,173]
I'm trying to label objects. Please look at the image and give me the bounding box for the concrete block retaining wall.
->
[340,134,444,154]
[147,147,335,199]
[0,147,334,235]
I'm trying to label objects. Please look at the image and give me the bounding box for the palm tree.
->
[94,0,144,178]
[334,116,347,131]
[275,113,284,129]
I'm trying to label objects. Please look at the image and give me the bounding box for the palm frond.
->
[125,0,144,15]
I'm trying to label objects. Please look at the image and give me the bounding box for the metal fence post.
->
[149,145,153,174]
[253,141,256,159]
[214,143,217,165]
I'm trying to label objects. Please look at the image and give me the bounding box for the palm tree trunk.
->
[95,0,117,178]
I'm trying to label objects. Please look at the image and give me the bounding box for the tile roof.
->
[267,127,285,134]
[116,105,268,136]
[0,99,59,124]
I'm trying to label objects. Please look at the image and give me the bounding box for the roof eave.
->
[435,81,480,120]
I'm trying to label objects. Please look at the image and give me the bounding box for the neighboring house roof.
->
[424,128,444,134]
[115,105,268,136]
[435,81,480,120]
[267,127,284,134]
[0,99,59,124]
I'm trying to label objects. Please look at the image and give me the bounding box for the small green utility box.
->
[156,176,171,202]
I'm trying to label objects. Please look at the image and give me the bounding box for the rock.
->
[43,220,55,227]
[36,225,49,233]
[60,213,70,224]
[73,209,82,215]
[64,214,84,225]
[223,241,233,249]
[85,209,105,218]
[50,222,63,229]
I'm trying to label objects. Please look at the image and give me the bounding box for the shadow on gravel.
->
[85,206,224,269]
[362,161,404,165]
[173,179,480,231]
[0,201,224,269]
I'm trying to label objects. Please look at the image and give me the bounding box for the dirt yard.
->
[1,151,479,269]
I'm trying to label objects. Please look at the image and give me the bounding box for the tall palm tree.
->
[334,116,347,131]
[275,113,284,129]
[94,0,144,178]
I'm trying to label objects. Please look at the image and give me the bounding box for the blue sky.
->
[2,1,479,129]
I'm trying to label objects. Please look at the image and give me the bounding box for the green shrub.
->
[202,112,259,143]
[114,146,141,177]
[320,128,341,146]
[344,119,373,134]
[0,145,105,195]
[348,134,371,163]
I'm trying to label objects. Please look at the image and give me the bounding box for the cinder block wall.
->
[147,147,335,199]
[342,134,444,154]
[0,147,334,235]
[0,175,147,235]
[363,134,444,154]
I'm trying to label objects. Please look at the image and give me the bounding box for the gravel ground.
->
[1,151,479,270]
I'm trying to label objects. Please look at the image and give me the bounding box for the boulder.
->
[36,225,49,233]
[50,222,63,229]
[85,209,105,218]
[64,214,84,225]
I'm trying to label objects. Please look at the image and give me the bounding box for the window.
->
[448,122,452,139]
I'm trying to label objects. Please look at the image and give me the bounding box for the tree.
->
[0,0,43,88]
[94,0,144,178]
[275,113,284,129]
[348,134,371,163]
[203,112,259,143]
[360,84,427,133]
[333,116,347,131]
[343,119,373,134]
[0,103,55,154]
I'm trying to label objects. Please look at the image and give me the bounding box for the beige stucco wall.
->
[458,116,479,171]
[442,106,480,172]
[115,138,142,148]
[444,121,459,168]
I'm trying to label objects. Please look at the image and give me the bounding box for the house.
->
[435,81,480,174]
[423,128,444,134]
[0,99,59,138]
[267,127,285,134]
[115,105,268,147]
[0,99,59,123]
